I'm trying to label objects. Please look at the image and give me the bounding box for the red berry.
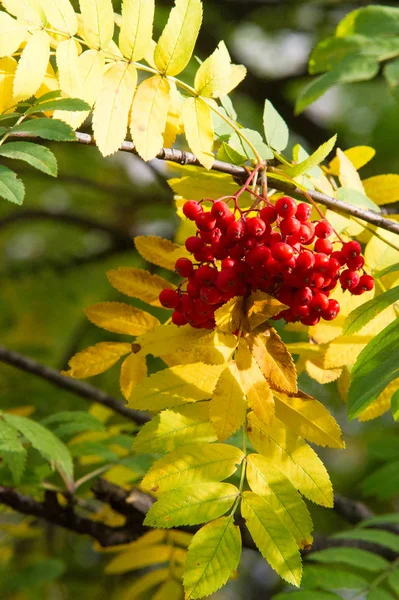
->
[296,203,312,222]
[310,272,325,289]
[246,246,271,267]
[278,286,294,306]
[196,212,216,231]
[292,304,311,318]
[280,217,300,236]
[185,236,204,253]
[340,269,360,291]
[331,250,346,266]
[211,241,229,260]
[342,240,361,259]
[275,196,297,218]
[296,251,315,271]
[314,253,330,273]
[295,223,312,244]
[217,211,235,231]
[172,311,188,326]
[211,200,230,218]
[195,265,217,285]
[200,228,221,243]
[315,238,333,254]
[200,285,222,305]
[177,295,193,314]
[271,242,294,263]
[221,258,236,269]
[216,268,239,293]
[260,205,278,223]
[194,246,214,262]
[246,217,266,237]
[229,244,246,260]
[227,220,246,242]
[347,255,365,271]
[294,287,313,306]
[315,219,333,239]
[326,257,341,278]
[301,313,320,326]
[159,288,180,309]
[175,257,194,277]
[358,274,374,291]
[183,200,203,220]
[187,281,200,298]
[310,292,329,312]
[322,299,340,321]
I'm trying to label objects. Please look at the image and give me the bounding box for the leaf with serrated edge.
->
[306,359,342,384]
[263,99,289,152]
[120,352,147,400]
[241,491,302,586]
[0,57,17,114]
[183,516,241,599]
[0,165,24,205]
[128,362,224,411]
[13,29,50,101]
[0,420,27,483]
[210,362,247,441]
[363,174,399,205]
[136,324,209,358]
[79,0,114,49]
[343,286,399,336]
[358,379,399,422]
[105,544,173,573]
[194,41,232,98]
[0,142,57,177]
[246,291,288,330]
[62,342,131,378]
[134,235,189,270]
[133,403,216,454]
[215,296,244,333]
[40,0,77,35]
[141,443,244,493]
[328,146,375,175]
[307,547,389,572]
[11,118,75,142]
[248,412,333,507]
[144,482,239,528]
[119,0,154,60]
[106,267,175,307]
[182,97,214,169]
[286,134,337,177]
[85,302,159,336]
[247,328,297,394]
[188,330,238,365]
[246,454,313,548]
[0,13,26,58]
[236,339,274,426]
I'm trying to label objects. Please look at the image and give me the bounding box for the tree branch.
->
[0,344,149,425]
[9,130,399,236]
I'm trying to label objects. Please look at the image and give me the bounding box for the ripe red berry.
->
[271,242,294,263]
[315,219,333,239]
[301,313,321,326]
[315,238,333,254]
[314,253,330,273]
[322,299,340,321]
[221,258,236,269]
[292,304,311,318]
[200,228,221,243]
[246,217,266,237]
[177,295,193,314]
[326,257,341,277]
[217,211,235,230]
[294,287,313,306]
[175,257,194,277]
[195,265,217,286]
[172,311,188,326]
[246,246,271,267]
[211,241,229,260]
[331,250,346,266]
[280,217,300,236]
[342,240,361,259]
[294,223,312,244]
[347,255,365,271]
[200,285,222,305]
[185,236,204,253]
[310,292,329,312]
[296,251,315,271]
[275,196,297,218]
[216,268,239,293]
[196,211,216,231]
[159,288,180,309]
[227,220,246,242]
[211,200,230,218]
[358,274,374,292]
[183,200,203,220]
[187,281,200,298]
[195,245,214,262]
[260,205,278,223]
[229,244,246,260]
[295,203,312,222]
[340,269,360,291]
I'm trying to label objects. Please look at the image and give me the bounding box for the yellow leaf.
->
[215,296,244,333]
[365,227,399,275]
[363,174,399,205]
[119,0,154,61]
[163,82,184,147]
[0,57,17,114]
[136,324,209,358]
[246,453,313,548]
[53,38,82,127]
[226,64,246,94]
[120,351,147,400]
[210,362,247,441]
[40,0,77,35]
[121,569,169,600]
[154,0,202,76]
[181,96,214,169]
[358,379,399,422]
[168,168,252,203]
[274,391,344,449]
[13,29,50,101]
[328,146,375,175]
[36,62,59,103]
[62,342,131,378]
[246,290,288,330]
[79,0,114,49]
[248,412,333,507]
[336,148,364,194]
[324,335,372,369]
[305,359,342,384]
[153,580,183,600]
[194,41,232,98]
[106,267,174,307]
[235,339,274,426]
[186,330,238,365]
[134,235,189,270]
[0,12,26,58]
[105,544,173,573]
[247,328,297,394]
[2,0,44,26]
[92,61,137,157]
[128,362,224,411]
[130,76,171,161]
[85,301,159,336]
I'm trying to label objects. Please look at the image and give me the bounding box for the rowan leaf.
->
[247,328,297,394]
[134,235,189,270]
[79,0,114,49]
[0,165,25,205]
[305,359,342,384]
[105,544,173,573]
[194,41,232,98]
[135,324,209,358]
[241,491,302,586]
[119,0,154,60]
[0,142,57,177]
[2,0,44,26]
[287,135,337,177]
[154,0,202,76]
[246,453,313,548]
[274,592,341,600]
[133,403,217,454]
[307,547,389,572]
[331,529,399,552]
[106,267,175,307]
[144,482,239,528]
[40,0,77,35]
[215,296,244,333]
[185,330,238,365]
[328,146,375,175]
[121,569,169,598]
[128,362,224,411]
[0,12,26,58]
[154,580,184,600]
[210,362,247,441]
[85,301,159,336]
[62,342,131,378]
[163,81,184,147]
[263,99,289,152]
[141,443,244,493]
[13,29,50,101]
[246,291,288,330]
[53,38,85,128]
[11,118,76,142]
[324,335,371,369]
[358,379,399,422]
[236,339,274,426]
[274,392,344,449]
[0,56,17,114]
[120,352,147,401]
[363,174,399,205]
[181,97,214,169]
[183,516,241,599]
[92,61,137,157]
[248,412,333,507]
[0,419,27,483]
[343,286,399,336]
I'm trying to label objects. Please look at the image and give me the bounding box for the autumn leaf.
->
[62,342,131,378]
[247,328,297,394]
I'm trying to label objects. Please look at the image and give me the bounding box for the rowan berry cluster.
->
[159,195,374,328]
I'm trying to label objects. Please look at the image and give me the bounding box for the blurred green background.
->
[0,1,398,598]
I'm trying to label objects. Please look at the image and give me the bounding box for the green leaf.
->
[286,135,337,177]
[41,410,105,438]
[296,71,341,115]
[3,414,73,481]
[384,58,399,101]
[388,568,399,594]
[228,128,274,161]
[144,482,239,528]
[26,98,91,115]
[374,263,399,279]
[263,100,289,152]
[69,441,118,462]
[34,90,62,103]
[368,590,396,600]
[392,389,399,421]
[337,187,381,212]
[3,559,65,594]
[359,513,399,527]
[361,460,399,500]
[216,141,247,165]
[12,118,76,141]
[348,318,399,419]
[241,491,302,586]
[0,165,24,204]
[0,142,57,177]
[343,286,399,336]
[0,419,27,483]
[332,529,399,552]
[301,564,368,590]
[183,515,242,599]
[307,547,389,572]
[274,592,342,600]
[220,95,237,120]
[336,6,399,37]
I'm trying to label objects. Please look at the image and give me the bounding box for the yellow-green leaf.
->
[141,443,244,493]
[215,296,244,333]
[62,342,131,378]
[40,0,77,35]
[119,351,147,400]
[324,335,372,369]
[128,362,224,411]
[187,330,238,365]
[247,328,297,394]
[236,339,274,426]
[53,38,83,128]
[92,61,137,157]
[136,324,209,358]
[119,0,154,61]
[181,97,214,169]
[0,12,26,58]
[13,29,50,101]
[241,491,302,586]
[286,134,337,177]
[134,235,189,270]
[153,580,183,600]
[163,81,184,147]
[133,403,217,454]
[363,174,399,205]
[194,41,232,98]
[144,482,239,528]
[336,147,364,193]
[248,412,333,507]
[246,290,288,330]
[79,0,114,49]
[0,57,17,114]
[122,569,170,599]
[246,453,313,548]
[210,362,247,441]
[105,544,173,573]
[85,301,159,336]
[358,379,399,422]
[106,267,175,307]
[306,359,342,384]
[183,516,241,599]
[154,0,202,76]
[2,0,44,26]
[328,146,375,175]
